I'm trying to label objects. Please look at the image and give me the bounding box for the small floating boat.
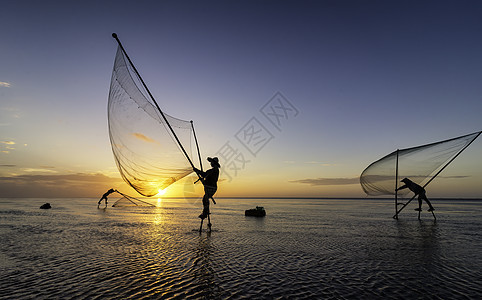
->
[245,206,266,217]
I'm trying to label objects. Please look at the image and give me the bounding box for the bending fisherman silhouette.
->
[396,178,435,212]
[193,157,220,222]
[98,188,116,208]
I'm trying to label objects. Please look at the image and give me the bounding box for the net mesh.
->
[360,132,481,196]
[108,46,193,197]
[112,192,156,207]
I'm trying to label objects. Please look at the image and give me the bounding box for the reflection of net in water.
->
[112,192,155,207]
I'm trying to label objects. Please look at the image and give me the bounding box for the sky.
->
[1,0,482,198]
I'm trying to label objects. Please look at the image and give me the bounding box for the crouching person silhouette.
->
[193,157,220,231]
[98,188,116,208]
[396,178,434,212]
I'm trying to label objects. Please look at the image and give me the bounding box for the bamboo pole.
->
[394,149,399,219]
[191,120,203,172]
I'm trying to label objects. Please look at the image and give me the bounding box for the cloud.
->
[23,168,57,173]
[304,161,337,166]
[0,173,120,183]
[291,174,472,188]
[290,177,360,186]
[0,82,11,88]
[437,175,471,179]
[283,161,337,166]
[0,164,16,167]
[0,173,125,197]
[132,132,157,143]
[1,141,16,154]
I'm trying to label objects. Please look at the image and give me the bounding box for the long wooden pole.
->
[112,33,195,169]
[393,131,482,219]
[191,120,203,172]
[394,149,399,219]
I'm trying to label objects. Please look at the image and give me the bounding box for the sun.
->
[156,188,166,197]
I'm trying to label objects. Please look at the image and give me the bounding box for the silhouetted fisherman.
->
[193,157,220,230]
[396,178,435,212]
[98,188,116,208]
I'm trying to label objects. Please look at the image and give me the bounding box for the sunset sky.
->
[1,0,482,198]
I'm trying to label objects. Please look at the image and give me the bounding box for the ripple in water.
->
[0,198,481,299]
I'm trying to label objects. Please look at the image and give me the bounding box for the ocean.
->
[0,197,481,299]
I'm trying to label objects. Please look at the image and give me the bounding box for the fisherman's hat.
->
[208,157,220,168]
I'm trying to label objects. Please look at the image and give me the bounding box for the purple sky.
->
[1,0,482,198]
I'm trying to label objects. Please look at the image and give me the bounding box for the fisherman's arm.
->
[396,185,407,191]
[193,167,207,178]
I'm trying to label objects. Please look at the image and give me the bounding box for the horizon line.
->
[2,196,482,201]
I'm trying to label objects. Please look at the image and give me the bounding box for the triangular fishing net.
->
[108,46,194,197]
[360,131,481,196]
[112,192,156,207]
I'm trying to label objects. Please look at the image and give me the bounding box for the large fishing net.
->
[108,46,194,197]
[360,131,481,196]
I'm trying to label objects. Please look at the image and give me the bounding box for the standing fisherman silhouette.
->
[193,157,220,231]
[98,188,116,208]
[396,178,435,212]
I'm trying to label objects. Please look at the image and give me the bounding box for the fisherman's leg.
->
[206,195,213,230]
[98,196,106,207]
[414,195,422,211]
[199,194,210,219]
[206,186,217,205]
[207,211,212,231]
[203,195,210,216]
[423,194,434,211]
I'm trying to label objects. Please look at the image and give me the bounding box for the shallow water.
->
[0,197,481,299]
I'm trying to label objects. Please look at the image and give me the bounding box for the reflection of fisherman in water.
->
[98,188,116,208]
[193,234,221,298]
[396,178,435,212]
[193,157,220,220]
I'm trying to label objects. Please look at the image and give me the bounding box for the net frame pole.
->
[393,131,481,219]
[394,149,399,220]
[191,120,209,188]
[112,33,196,170]
[191,120,203,172]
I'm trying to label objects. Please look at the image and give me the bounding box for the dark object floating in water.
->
[245,206,266,217]
[40,203,51,209]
